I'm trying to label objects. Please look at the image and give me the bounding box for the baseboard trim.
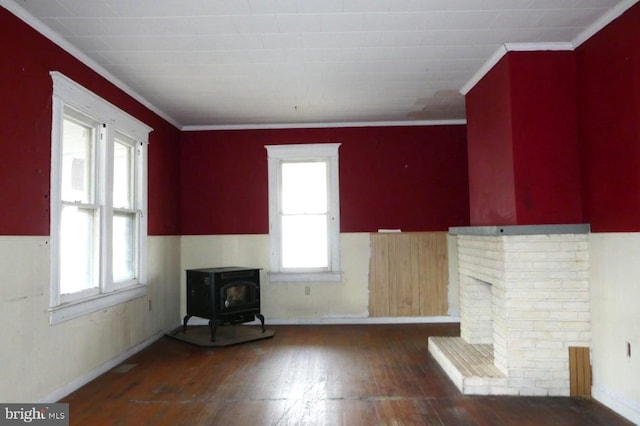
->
[186,316,460,326]
[38,330,165,403]
[592,385,640,425]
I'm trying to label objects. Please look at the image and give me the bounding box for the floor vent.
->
[111,363,137,374]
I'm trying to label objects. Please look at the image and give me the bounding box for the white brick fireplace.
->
[429,225,591,396]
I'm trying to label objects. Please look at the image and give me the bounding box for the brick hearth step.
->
[428,336,517,396]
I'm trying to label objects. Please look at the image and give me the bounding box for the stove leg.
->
[183,315,192,333]
[209,319,217,342]
[256,313,265,333]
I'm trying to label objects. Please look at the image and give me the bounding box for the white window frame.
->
[49,71,152,324]
[266,143,341,282]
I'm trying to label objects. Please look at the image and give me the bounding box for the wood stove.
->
[183,267,265,342]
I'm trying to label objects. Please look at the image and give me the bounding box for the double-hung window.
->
[266,143,341,282]
[49,72,151,324]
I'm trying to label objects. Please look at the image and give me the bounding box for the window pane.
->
[281,214,328,268]
[60,205,97,294]
[113,139,134,209]
[281,162,327,214]
[113,213,136,282]
[62,118,94,203]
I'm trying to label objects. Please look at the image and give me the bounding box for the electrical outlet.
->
[305,286,311,296]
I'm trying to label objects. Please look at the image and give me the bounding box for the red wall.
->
[510,52,582,225]
[465,57,517,225]
[466,51,583,226]
[180,126,470,235]
[4,2,639,237]
[0,8,181,236]
[576,3,640,232]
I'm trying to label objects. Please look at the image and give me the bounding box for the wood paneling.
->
[570,346,592,398]
[369,232,448,317]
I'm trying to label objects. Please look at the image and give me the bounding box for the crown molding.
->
[572,0,639,48]
[502,42,574,52]
[0,1,467,131]
[460,0,639,96]
[459,45,508,96]
[181,119,466,132]
[6,0,636,130]
[459,42,573,95]
[0,0,181,129]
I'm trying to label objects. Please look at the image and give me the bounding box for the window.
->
[266,143,341,282]
[49,72,151,324]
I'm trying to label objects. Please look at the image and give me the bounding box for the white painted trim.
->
[49,285,148,324]
[265,316,460,325]
[268,272,342,283]
[3,0,466,131]
[182,119,467,131]
[460,42,573,95]
[50,72,151,321]
[572,0,640,48]
[592,385,640,425]
[188,316,460,326]
[37,330,164,403]
[51,72,152,138]
[138,137,149,286]
[503,42,574,52]
[5,0,637,131]
[0,1,180,129]
[49,95,63,308]
[460,0,639,96]
[266,143,342,278]
[460,45,508,95]
[266,142,341,159]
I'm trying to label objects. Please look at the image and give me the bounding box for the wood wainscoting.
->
[369,232,448,317]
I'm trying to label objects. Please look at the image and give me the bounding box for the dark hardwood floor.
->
[62,324,632,425]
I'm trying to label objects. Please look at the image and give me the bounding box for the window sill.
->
[49,284,148,325]
[268,272,342,283]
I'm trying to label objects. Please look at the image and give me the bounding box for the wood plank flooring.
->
[61,324,632,426]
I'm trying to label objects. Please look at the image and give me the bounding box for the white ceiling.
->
[5,0,633,128]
